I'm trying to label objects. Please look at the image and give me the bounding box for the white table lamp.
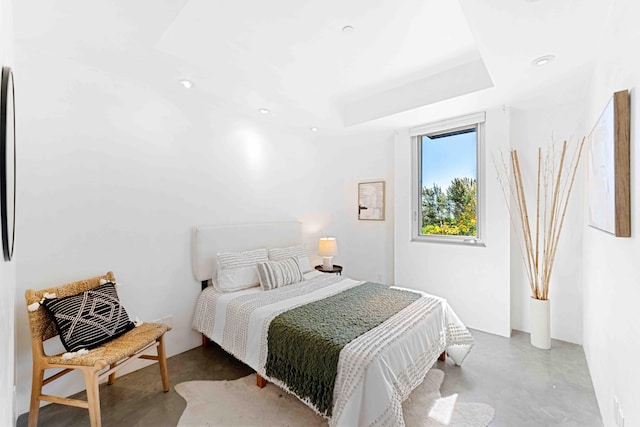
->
[318,237,338,270]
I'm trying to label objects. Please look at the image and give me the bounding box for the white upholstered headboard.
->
[192,221,303,283]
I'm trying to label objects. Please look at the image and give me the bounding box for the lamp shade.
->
[318,237,338,257]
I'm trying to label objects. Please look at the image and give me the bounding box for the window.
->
[411,112,485,245]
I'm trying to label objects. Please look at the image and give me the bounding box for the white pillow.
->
[256,258,304,291]
[268,244,312,273]
[214,248,268,292]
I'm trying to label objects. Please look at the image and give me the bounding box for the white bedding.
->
[192,272,474,427]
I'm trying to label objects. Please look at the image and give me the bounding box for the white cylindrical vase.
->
[530,297,551,349]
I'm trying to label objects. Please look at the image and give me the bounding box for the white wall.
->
[509,104,586,344]
[300,131,396,284]
[581,3,640,424]
[0,262,15,425]
[393,107,511,337]
[0,0,16,425]
[13,55,395,415]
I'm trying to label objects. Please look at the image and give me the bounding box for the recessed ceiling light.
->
[310,127,319,132]
[533,55,555,66]
[342,25,354,34]
[179,79,193,89]
[259,108,270,114]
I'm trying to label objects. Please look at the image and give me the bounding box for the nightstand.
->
[314,265,342,275]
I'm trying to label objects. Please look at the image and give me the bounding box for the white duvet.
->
[192,272,474,427]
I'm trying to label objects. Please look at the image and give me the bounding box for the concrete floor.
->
[16,329,602,427]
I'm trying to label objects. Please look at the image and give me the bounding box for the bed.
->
[191,221,474,427]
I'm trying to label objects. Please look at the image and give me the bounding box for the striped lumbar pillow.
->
[268,244,311,273]
[215,248,268,292]
[257,258,304,291]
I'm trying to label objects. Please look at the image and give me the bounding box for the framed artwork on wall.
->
[1,66,16,261]
[358,181,385,221]
[587,89,630,237]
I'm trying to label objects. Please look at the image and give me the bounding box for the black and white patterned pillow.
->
[256,258,304,291]
[42,282,135,352]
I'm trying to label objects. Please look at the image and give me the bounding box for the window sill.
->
[410,236,486,247]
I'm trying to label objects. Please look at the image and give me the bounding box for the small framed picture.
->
[358,181,385,221]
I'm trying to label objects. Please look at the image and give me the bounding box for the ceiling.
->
[13,0,619,132]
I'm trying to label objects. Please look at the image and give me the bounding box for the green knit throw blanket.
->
[265,282,420,416]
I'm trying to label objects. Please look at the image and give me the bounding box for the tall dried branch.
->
[495,138,585,300]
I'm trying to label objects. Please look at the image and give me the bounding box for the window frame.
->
[410,112,486,246]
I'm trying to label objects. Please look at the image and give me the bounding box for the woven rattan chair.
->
[25,271,171,427]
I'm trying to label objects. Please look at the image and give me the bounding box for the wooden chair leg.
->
[28,367,44,427]
[83,369,102,427]
[157,335,170,392]
[256,374,267,388]
[108,364,117,385]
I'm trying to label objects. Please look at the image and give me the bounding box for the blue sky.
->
[421,131,477,190]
